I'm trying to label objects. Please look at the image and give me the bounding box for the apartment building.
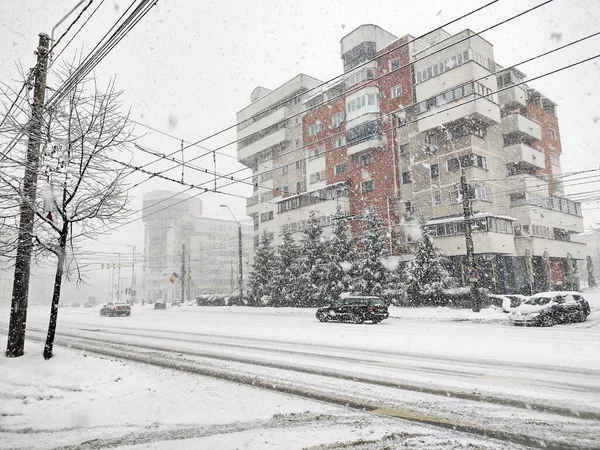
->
[142,191,252,301]
[236,25,585,294]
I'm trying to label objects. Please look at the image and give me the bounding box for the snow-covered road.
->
[2,301,599,449]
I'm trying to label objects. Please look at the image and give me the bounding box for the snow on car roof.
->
[530,291,582,298]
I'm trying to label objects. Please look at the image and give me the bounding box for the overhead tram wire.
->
[122,29,600,208]
[135,0,577,194]
[113,0,568,213]
[1,0,153,162]
[2,1,557,206]
[93,50,600,238]
[145,0,551,174]
[46,0,159,110]
[6,35,600,233]
[0,0,94,131]
[132,0,502,173]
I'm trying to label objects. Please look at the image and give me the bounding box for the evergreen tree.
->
[296,211,327,307]
[272,225,299,307]
[321,204,354,304]
[352,207,390,296]
[247,231,276,306]
[404,222,454,305]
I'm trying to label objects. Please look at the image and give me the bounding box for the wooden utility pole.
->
[6,34,50,358]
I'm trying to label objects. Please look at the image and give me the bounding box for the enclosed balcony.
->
[237,106,288,140]
[504,143,545,169]
[417,95,500,133]
[501,113,541,143]
[238,128,290,164]
[498,85,527,109]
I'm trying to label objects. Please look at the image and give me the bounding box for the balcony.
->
[237,106,288,140]
[515,236,586,259]
[501,113,541,142]
[417,95,500,133]
[238,128,290,163]
[504,143,545,169]
[347,136,383,156]
[498,85,527,109]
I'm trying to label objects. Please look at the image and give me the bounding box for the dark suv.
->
[316,296,389,324]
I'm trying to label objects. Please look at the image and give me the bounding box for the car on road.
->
[509,291,590,326]
[488,294,529,312]
[100,302,131,317]
[154,300,167,309]
[316,295,389,324]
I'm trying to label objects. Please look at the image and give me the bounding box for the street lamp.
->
[220,204,243,301]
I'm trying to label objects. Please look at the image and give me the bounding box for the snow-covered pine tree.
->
[321,204,354,304]
[352,206,390,297]
[404,221,454,305]
[272,225,300,307]
[247,230,276,306]
[296,210,327,307]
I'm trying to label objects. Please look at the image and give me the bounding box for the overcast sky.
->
[1,0,599,299]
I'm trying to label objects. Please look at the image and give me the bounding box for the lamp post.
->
[220,205,243,301]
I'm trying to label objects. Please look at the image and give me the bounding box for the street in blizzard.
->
[1,0,600,449]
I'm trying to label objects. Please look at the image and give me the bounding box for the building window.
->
[430,163,439,178]
[361,179,375,193]
[432,192,442,206]
[308,146,323,160]
[296,138,302,148]
[474,186,491,201]
[281,165,288,174]
[332,112,345,128]
[404,201,414,214]
[475,155,488,170]
[347,120,381,147]
[332,136,346,149]
[402,171,412,184]
[260,211,274,222]
[295,159,305,169]
[359,151,374,166]
[345,67,375,88]
[549,128,556,141]
[399,142,409,155]
[309,170,326,184]
[282,185,289,195]
[308,121,322,136]
[260,191,274,203]
[391,85,403,99]
[390,59,400,71]
[334,161,347,175]
[550,154,560,166]
[296,180,306,193]
[259,171,273,182]
[346,93,378,117]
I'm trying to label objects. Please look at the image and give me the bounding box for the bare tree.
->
[1,66,135,359]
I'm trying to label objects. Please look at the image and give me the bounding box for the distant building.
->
[142,191,252,301]
[235,24,585,294]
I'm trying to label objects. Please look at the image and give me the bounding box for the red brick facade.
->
[301,36,414,253]
[525,102,562,194]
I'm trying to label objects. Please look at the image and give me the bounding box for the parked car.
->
[100,302,131,317]
[316,296,389,324]
[154,300,167,310]
[509,292,590,326]
[83,300,94,308]
[488,294,528,312]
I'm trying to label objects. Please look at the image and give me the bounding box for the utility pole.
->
[238,224,243,301]
[6,34,51,358]
[181,242,186,303]
[117,254,121,301]
[131,246,136,304]
[461,170,480,312]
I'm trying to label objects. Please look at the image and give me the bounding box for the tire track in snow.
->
[23,330,600,450]
[25,326,600,421]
